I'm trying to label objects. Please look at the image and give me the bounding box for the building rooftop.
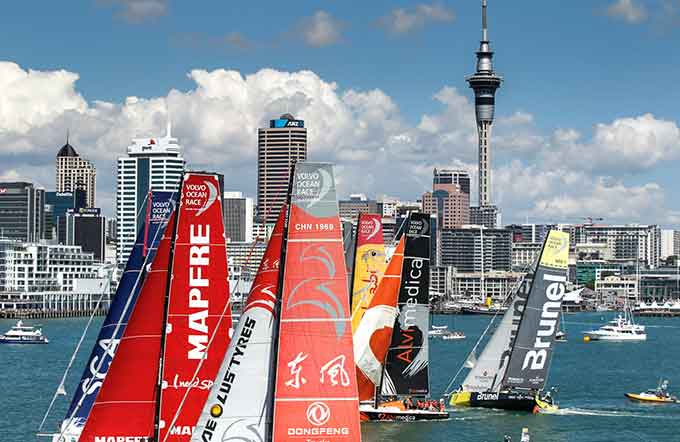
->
[57,143,79,158]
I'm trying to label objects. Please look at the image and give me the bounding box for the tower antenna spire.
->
[66,128,70,145]
[482,0,488,42]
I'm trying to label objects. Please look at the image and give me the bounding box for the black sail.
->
[501,230,570,391]
[381,212,431,396]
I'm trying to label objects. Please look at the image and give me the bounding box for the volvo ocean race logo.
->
[286,244,346,338]
[306,402,331,426]
[360,216,381,241]
[183,178,218,217]
[295,167,332,209]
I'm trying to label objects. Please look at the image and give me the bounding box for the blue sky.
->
[1,0,680,225]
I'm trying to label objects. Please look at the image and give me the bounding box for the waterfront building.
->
[338,194,379,220]
[226,241,267,278]
[511,241,542,269]
[422,168,470,229]
[65,208,105,262]
[223,192,254,243]
[506,223,556,243]
[571,224,661,268]
[0,182,45,242]
[116,122,184,266]
[440,225,511,272]
[452,270,523,302]
[595,274,639,305]
[56,137,96,207]
[46,190,87,244]
[257,113,307,224]
[661,229,678,258]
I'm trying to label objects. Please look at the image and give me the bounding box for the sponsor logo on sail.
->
[521,271,567,371]
[94,437,152,442]
[295,168,332,209]
[187,220,212,360]
[306,402,331,426]
[81,338,120,396]
[182,179,218,217]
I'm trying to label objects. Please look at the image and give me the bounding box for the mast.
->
[153,182,183,442]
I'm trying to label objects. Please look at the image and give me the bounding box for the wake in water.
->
[541,407,677,419]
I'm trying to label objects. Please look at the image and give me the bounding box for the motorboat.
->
[0,320,49,344]
[583,311,646,342]
[625,380,678,404]
[359,399,449,422]
[442,330,466,340]
[428,324,449,338]
[555,330,567,342]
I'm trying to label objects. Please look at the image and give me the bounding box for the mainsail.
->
[192,205,286,442]
[60,191,176,439]
[78,211,177,442]
[158,172,232,442]
[350,213,387,333]
[353,237,405,402]
[501,230,569,391]
[272,162,361,441]
[460,282,529,393]
[381,213,431,397]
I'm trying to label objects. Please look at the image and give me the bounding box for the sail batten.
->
[272,162,361,442]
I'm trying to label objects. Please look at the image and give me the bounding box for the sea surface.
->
[1,312,679,442]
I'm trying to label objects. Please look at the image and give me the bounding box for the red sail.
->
[79,212,176,442]
[354,237,405,401]
[159,173,232,441]
[272,163,361,442]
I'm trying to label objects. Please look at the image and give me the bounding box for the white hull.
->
[584,331,646,341]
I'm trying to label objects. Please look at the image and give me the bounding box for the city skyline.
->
[1,1,680,226]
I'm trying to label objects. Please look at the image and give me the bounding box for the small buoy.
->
[583,335,590,342]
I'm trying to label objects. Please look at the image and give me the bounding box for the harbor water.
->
[1,313,679,442]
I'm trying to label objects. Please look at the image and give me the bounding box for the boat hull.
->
[625,393,678,404]
[583,332,646,342]
[0,337,48,344]
[359,403,449,422]
[450,391,555,413]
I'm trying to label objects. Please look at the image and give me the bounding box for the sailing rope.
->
[441,265,531,397]
[38,289,107,432]
[54,191,175,442]
[161,216,267,442]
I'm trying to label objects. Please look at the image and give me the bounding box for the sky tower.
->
[467,0,502,209]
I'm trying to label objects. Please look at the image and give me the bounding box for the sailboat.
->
[40,190,177,442]
[194,162,362,441]
[354,212,448,422]
[448,230,569,413]
[75,172,233,442]
[349,213,387,333]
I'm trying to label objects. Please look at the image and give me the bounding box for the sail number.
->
[294,223,335,231]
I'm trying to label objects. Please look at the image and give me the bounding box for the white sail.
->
[461,287,527,393]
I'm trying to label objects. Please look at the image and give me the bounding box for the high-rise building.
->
[56,136,97,208]
[46,190,87,244]
[660,229,676,259]
[422,168,470,229]
[574,224,661,268]
[66,208,105,262]
[257,113,307,224]
[470,205,500,229]
[223,191,254,243]
[116,122,184,265]
[0,182,45,242]
[440,226,512,272]
[339,194,379,220]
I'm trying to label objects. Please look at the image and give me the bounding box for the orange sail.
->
[272,162,361,442]
[353,237,405,402]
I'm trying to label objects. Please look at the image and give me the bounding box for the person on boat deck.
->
[543,391,553,405]
[403,396,414,409]
[439,398,445,412]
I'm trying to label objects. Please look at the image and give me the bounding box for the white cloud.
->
[378,2,455,35]
[97,0,168,24]
[606,0,648,24]
[1,60,680,227]
[298,11,345,47]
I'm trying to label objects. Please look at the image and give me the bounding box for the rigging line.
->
[38,289,107,432]
[55,190,176,441]
[161,209,267,442]
[441,260,532,397]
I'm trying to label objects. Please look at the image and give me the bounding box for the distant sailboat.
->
[76,172,233,442]
[41,191,177,442]
[448,230,569,413]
